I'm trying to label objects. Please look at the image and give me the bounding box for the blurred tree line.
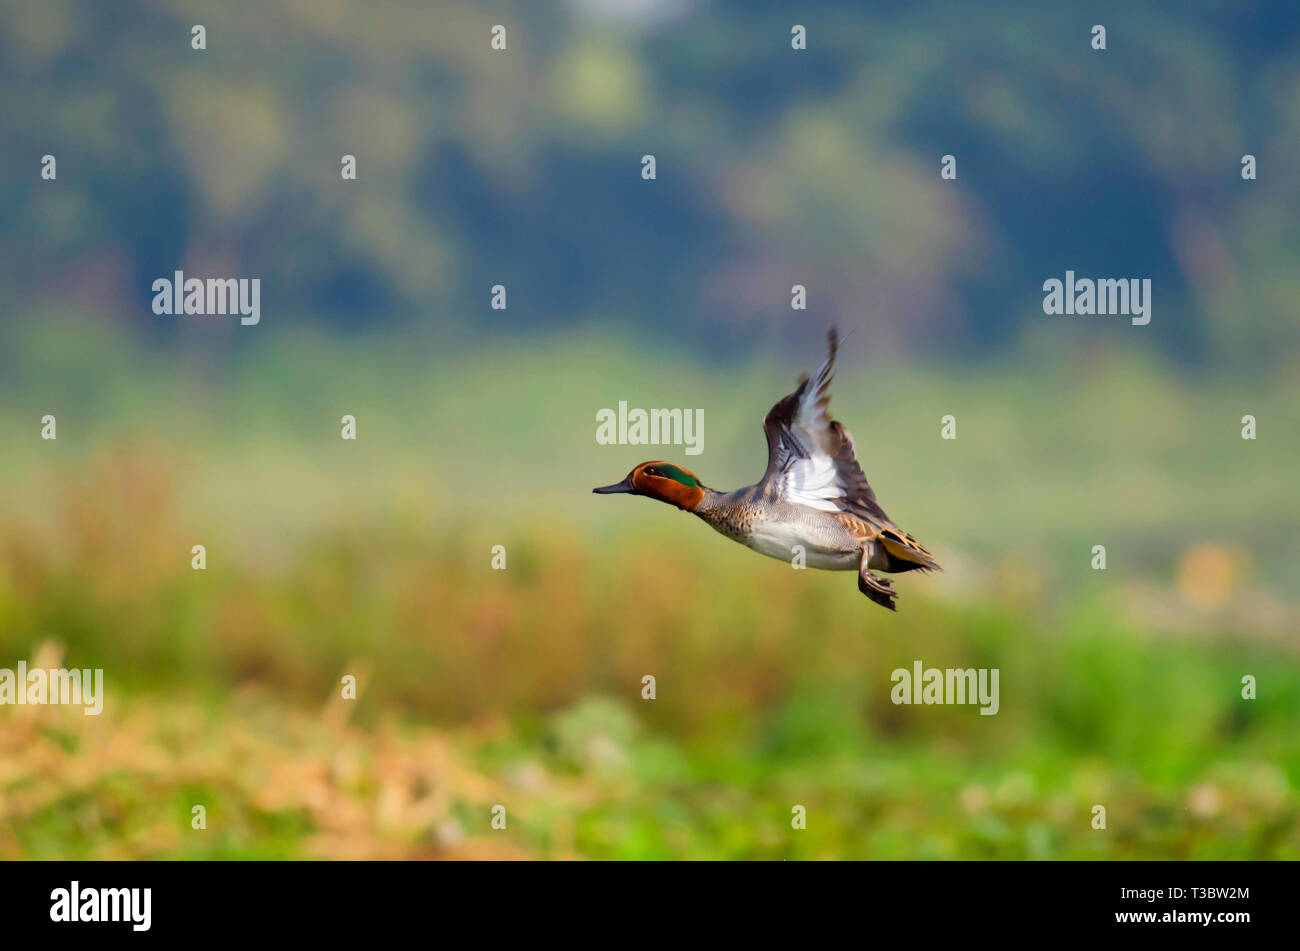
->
[1,0,1296,367]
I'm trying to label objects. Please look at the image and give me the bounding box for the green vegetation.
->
[2,0,1296,859]
[1,328,1296,859]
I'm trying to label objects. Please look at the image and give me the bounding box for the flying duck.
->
[593,328,939,610]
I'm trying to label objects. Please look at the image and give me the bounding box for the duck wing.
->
[758,328,890,524]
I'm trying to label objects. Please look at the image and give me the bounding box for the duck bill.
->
[592,475,636,494]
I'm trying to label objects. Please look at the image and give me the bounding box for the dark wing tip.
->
[823,327,839,381]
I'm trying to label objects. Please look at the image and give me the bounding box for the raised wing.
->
[759,328,890,523]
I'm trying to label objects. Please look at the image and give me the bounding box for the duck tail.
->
[877,527,941,573]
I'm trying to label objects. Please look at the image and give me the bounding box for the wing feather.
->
[760,328,890,522]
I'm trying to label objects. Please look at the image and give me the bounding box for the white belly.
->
[743,520,860,571]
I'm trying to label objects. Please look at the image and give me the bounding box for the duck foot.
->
[858,569,897,611]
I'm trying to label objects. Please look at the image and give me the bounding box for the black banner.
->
[0,860,1283,939]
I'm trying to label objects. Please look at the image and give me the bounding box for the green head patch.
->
[643,463,700,488]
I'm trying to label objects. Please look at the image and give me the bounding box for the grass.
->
[1,323,1297,858]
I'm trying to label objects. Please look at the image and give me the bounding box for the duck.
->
[593,328,939,611]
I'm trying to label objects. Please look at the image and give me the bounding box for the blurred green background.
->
[0,0,1297,859]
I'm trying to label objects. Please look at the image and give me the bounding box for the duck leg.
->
[858,544,897,612]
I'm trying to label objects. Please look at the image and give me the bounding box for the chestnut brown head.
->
[592,461,706,511]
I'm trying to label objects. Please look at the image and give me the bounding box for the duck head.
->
[593,461,705,511]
